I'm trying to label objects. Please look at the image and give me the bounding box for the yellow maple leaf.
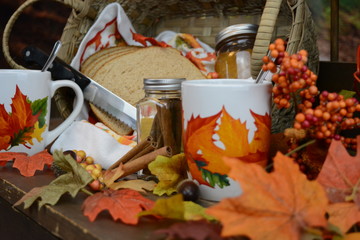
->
[148,153,187,196]
[28,121,46,145]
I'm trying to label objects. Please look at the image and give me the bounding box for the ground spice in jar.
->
[136,78,184,154]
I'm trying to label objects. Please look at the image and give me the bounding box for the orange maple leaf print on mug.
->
[184,107,271,188]
[0,86,47,151]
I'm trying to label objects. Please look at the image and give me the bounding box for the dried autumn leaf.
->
[139,194,214,221]
[82,189,154,225]
[103,164,125,187]
[317,136,360,233]
[206,152,328,240]
[155,220,223,240]
[14,150,93,209]
[184,107,270,188]
[109,179,156,193]
[0,152,27,166]
[12,150,53,177]
[148,153,187,196]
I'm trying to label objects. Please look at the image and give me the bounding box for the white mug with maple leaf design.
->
[182,79,272,201]
[0,70,84,155]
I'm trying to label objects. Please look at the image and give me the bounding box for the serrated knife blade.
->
[22,46,137,130]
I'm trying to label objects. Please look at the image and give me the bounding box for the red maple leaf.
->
[82,189,155,225]
[12,150,53,177]
[317,136,360,233]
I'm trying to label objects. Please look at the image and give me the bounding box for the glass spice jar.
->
[215,24,258,79]
[136,78,185,155]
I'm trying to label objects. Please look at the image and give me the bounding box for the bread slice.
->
[89,102,134,136]
[90,46,205,105]
[81,46,139,78]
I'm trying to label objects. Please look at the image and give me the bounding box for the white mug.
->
[182,79,272,201]
[0,69,84,155]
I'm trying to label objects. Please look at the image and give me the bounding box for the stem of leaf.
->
[81,188,93,196]
[285,139,316,157]
[345,177,360,202]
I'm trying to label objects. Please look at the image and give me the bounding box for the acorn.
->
[177,179,200,202]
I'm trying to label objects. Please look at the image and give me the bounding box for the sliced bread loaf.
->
[90,46,205,105]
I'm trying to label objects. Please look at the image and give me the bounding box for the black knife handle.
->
[22,46,90,90]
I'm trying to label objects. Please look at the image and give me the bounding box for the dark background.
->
[0,0,71,69]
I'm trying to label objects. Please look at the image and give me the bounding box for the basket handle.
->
[251,0,283,79]
[2,0,96,69]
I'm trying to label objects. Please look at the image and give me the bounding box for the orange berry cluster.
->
[263,39,360,149]
[294,92,360,146]
[262,38,318,109]
[74,150,105,191]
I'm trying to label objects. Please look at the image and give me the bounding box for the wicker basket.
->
[2,0,319,133]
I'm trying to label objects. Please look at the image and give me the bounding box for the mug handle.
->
[46,80,84,145]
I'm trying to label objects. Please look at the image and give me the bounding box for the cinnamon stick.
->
[108,136,153,170]
[157,104,176,151]
[120,146,172,178]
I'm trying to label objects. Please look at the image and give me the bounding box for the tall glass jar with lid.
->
[215,24,258,79]
[136,78,185,155]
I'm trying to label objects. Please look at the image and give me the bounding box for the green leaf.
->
[14,150,93,209]
[30,97,48,128]
[338,90,356,99]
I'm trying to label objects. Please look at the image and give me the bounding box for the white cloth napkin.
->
[50,121,133,169]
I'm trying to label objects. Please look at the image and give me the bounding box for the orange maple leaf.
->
[317,136,360,233]
[184,107,270,187]
[206,152,328,240]
[12,150,53,177]
[0,152,27,166]
[82,189,155,225]
[0,86,42,150]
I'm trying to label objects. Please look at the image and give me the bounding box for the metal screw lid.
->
[215,24,259,49]
[144,78,185,91]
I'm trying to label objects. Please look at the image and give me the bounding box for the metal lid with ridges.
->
[215,24,259,47]
[143,78,185,91]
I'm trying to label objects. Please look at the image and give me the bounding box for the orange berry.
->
[275,38,285,45]
[262,55,270,63]
[269,43,276,50]
[308,86,318,95]
[295,113,306,122]
[323,112,331,120]
[294,122,302,129]
[271,49,279,58]
[314,109,323,118]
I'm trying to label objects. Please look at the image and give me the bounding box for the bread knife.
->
[22,46,137,130]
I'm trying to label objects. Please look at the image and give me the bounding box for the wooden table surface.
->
[0,165,175,240]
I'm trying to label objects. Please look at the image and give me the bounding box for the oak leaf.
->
[12,150,53,177]
[206,152,328,240]
[139,194,214,221]
[14,150,93,209]
[148,153,187,196]
[317,136,360,233]
[82,188,154,225]
[155,220,224,240]
[184,107,270,188]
